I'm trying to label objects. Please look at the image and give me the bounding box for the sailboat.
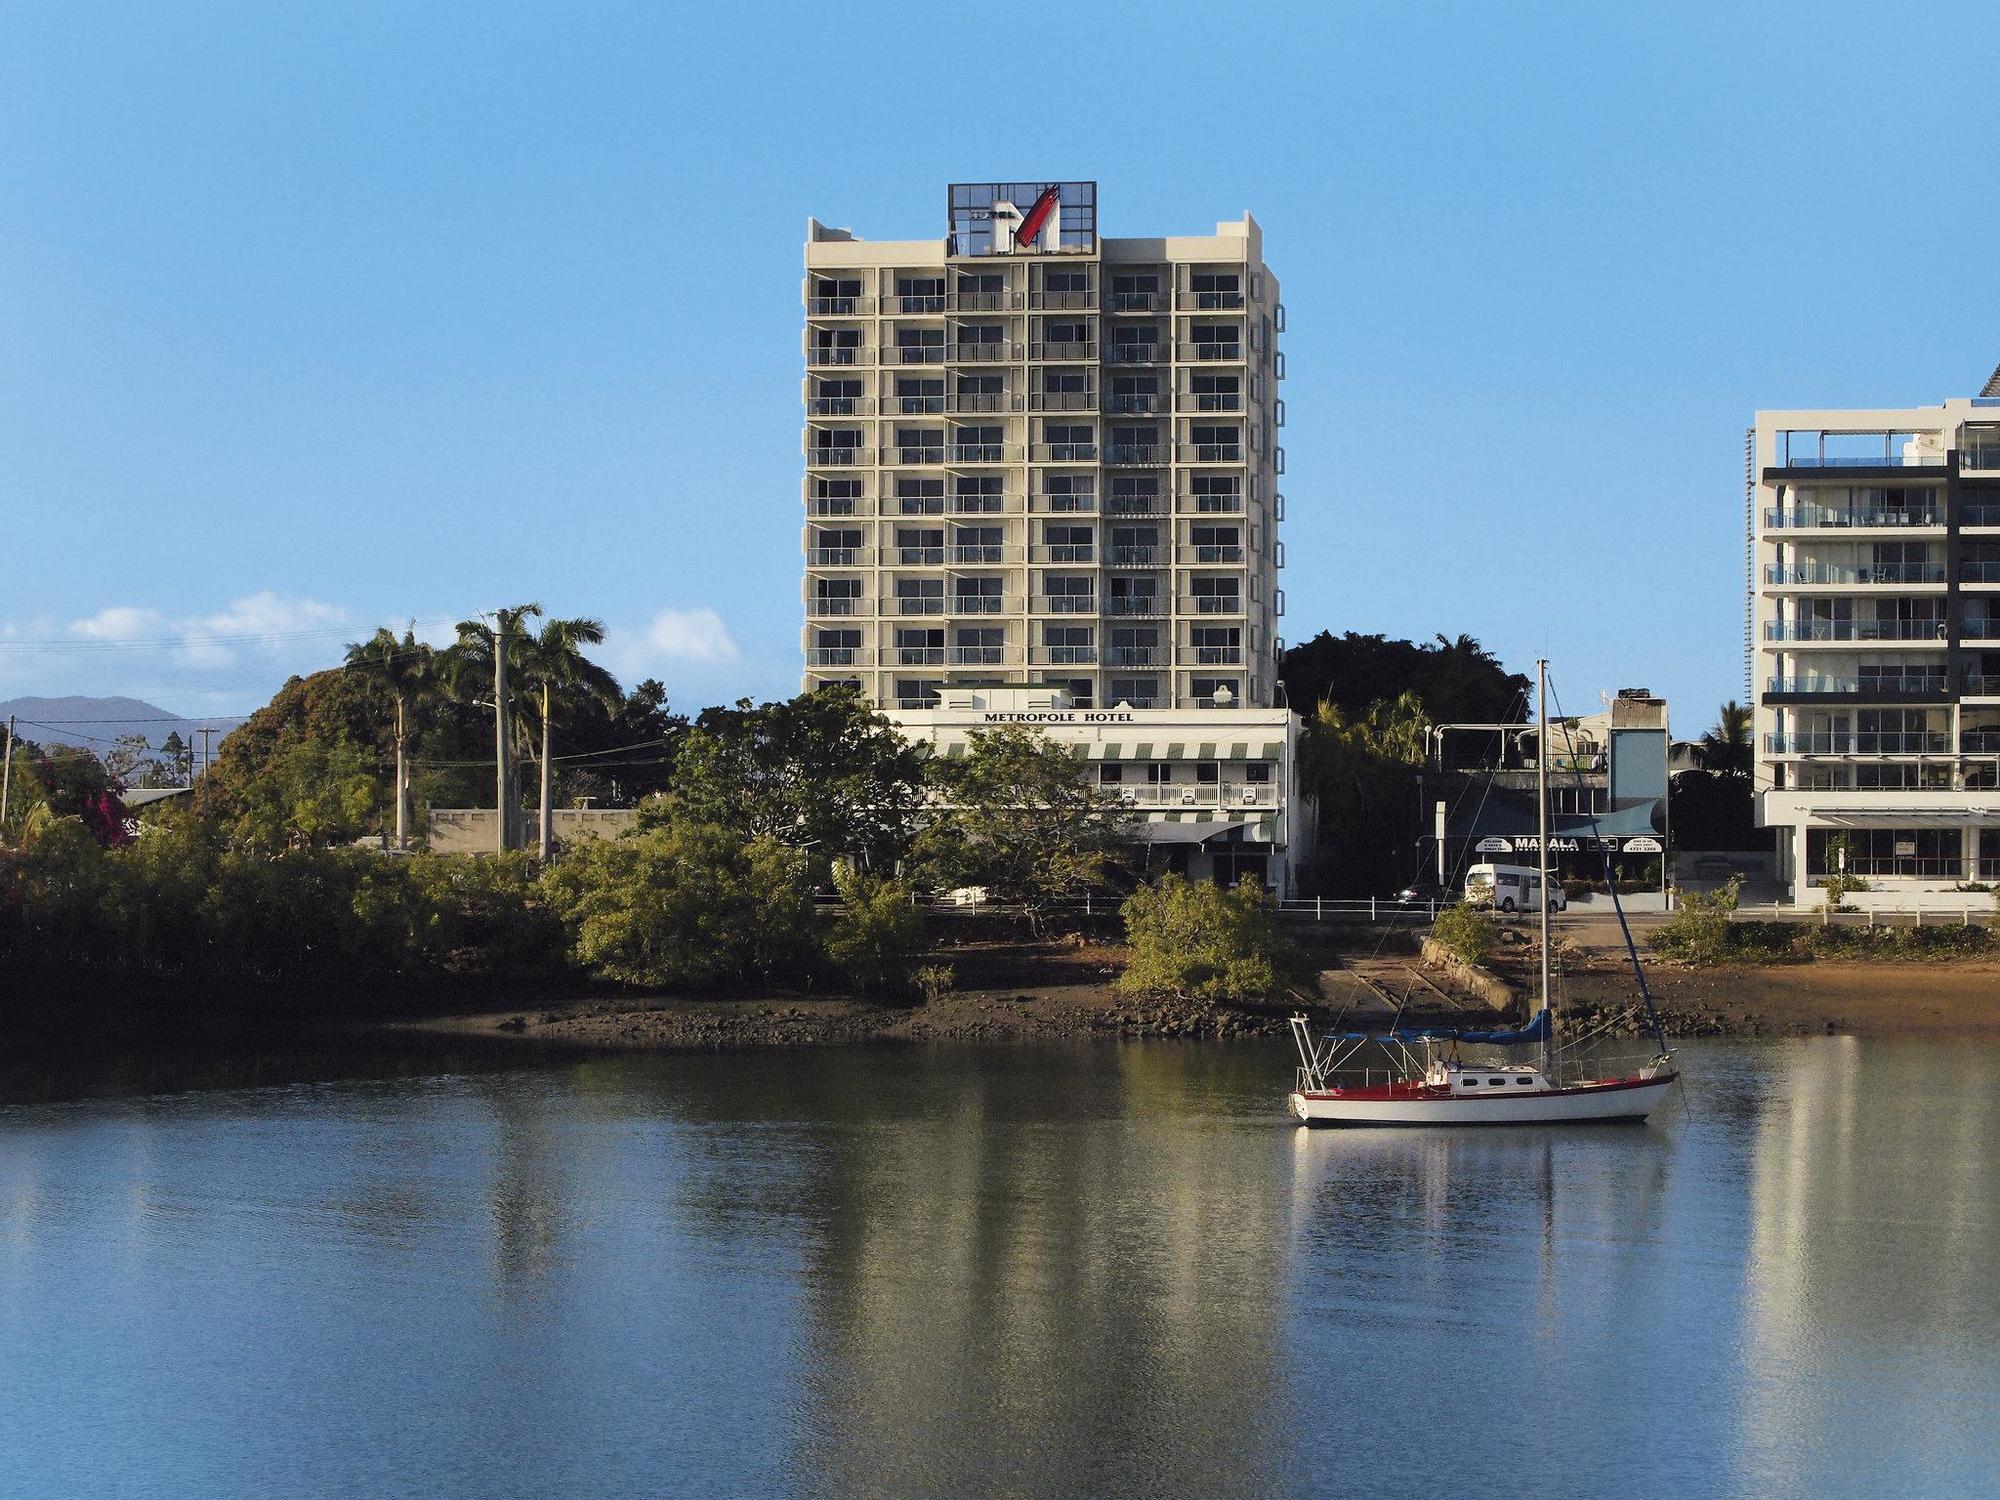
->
[1286,660,1678,1127]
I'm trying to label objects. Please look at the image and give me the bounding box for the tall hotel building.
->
[800,182,1285,712]
[797,183,1309,892]
[1751,380,2000,903]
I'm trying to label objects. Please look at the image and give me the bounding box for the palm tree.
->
[1701,700,1753,777]
[344,626,436,850]
[515,617,622,858]
[442,604,542,851]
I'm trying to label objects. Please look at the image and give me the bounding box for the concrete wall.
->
[427,808,637,855]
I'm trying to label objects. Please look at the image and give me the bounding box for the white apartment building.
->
[1751,382,2000,903]
[800,181,1286,713]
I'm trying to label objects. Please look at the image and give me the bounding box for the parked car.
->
[1392,881,1455,907]
[1464,863,1568,915]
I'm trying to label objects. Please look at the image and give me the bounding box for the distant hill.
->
[0,696,220,755]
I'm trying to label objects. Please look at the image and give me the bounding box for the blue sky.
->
[2,0,1992,733]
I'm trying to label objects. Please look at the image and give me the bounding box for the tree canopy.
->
[1280,631,1528,724]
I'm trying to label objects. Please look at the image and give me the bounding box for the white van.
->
[1464,863,1567,915]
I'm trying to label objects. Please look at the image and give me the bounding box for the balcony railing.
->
[1030,341,1096,361]
[952,495,1009,513]
[1105,495,1164,516]
[1965,622,2000,640]
[807,547,863,566]
[1964,504,2000,527]
[1179,492,1243,512]
[806,296,872,316]
[892,294,947,314]
[1178,289,1245,309]
[1764,732,1949,754]
[951,342,1022,362]
[1105,343,1165,365]
[1104,443,1168,466]
[1112,783,1275,809]
[1032,493,1095,513]
[948,544,1017,564]
[1032,443,1098,462]
[806,498,859,517]
[949,444,1017,463]
[1966,675,2000,695]
[1102,597,1163,619]
[1773,454,1943,469]
[895,546,946,565]
[808,447,864,466]
[896,647,947,666]
[1106,546,1160,566]
[807,396,872,416]
[1192,645,1244,665]
[806,598,864,618]
[1104,394,1163,414]
[1183,595,1245,614]
[948,291,1019,312]
[1181,443,1244,462]
[888,446,945,465]
[1183,392,1243,411]
[1033,645,1099,665]
[949,645,1013,666]
[806,647,869,667]
[1104,292,1162,312]
[948,393,1020,414]
[1029,290,1095,310]
[1028,392,1097,412]
[1101,645,1164,667]
[949,595,1014,615]
[889,345,947,365]
[1763,620,1946,642]
[1192,544,1244,563]
[1963,730,2000,753]
[1765,674,1948,694]
[807,347,869,366]
[1033,544,1096,563]
[1764,563,1945,585]
[1762,506,1942,529]
[1033,594,1097,614]
[1962,561,2000,583]
[1179,342,1243,362]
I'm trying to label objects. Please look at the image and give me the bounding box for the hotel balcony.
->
[1030,645,1099,665]
[807,447,865,467]
[1180,390,1243,412]
[896,647,947,666]
[948,645,1018,666]
[1964,561,2000,583]
[1031,543,1096,564]
[1104,646,1167,668]
[1179,442,1243,463]
[1104,443,1169,467]
[946,544,1021,564]
[1103,394,1164,415]
[950,342,1024,362]
[1029,290,1096,310]
[948,291,1022,312]
[1191,645,1244,665]
[806,647,873,667]
[1761,563,1946,587]
[1176,491,1243,513]
[805,295,875,316]
[1105,343,1166,365]
[807,346,872,367]
[1178,342,1243,362]
[892,294,947,314]
[1175,289,1246,310]
[1104,493,1165,516]
[1030,443,1098,462]
[1104,292,1163,313]
[1192,544,1244,563]
[1032,593,1098,614]
[1103,595,1167,618]
[947,595,1019,615]
[1029,341,1097,361]
[1763,672,1950,702]
[806,597,866,618]
[1181,594,1246,615]
[807,547,864,566]
[944,392,1023,414]
[1965,675,2000,696]
[1028,392,1097,413]
[807,396,874,416]
[1106,546,1160,567]
[1963,503,2000,528]
[1113,783,1276,809]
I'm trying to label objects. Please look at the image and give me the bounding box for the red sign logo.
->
[1014,185,1061,249]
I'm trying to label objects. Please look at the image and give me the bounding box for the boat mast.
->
[1536,659,1555,1076]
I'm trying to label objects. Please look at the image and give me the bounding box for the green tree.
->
[1700,700,1754,778]
[513,616,622,859]
[913,723,1130,932]
[539,821,819,987]
[223,739,382,849]
[1280,631,1528,725]
[344,626,438,850]
[825,865,925,996]
[442,604,543,851]
[1117,874,1314,1003]
[1298,689,1431,894]
[661,686,929,872]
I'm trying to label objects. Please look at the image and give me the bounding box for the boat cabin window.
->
[1461,1078,1479,1086]
[1488,1079,1506,1087]
[1516,1077,1534,1085]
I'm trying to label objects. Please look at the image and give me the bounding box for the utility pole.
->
[1,714,14,831]
[493,617,511,853]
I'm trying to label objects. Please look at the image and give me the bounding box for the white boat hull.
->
[1288,1072,1676,1128]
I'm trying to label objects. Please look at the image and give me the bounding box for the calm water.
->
[3,1036,1998,1499]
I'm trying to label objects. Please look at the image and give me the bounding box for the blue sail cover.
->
[1328,1009,1550,1046]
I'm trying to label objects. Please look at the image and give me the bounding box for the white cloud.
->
[602,607,741,677]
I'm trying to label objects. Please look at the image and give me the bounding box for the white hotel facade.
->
[1751,383,2000,903]
[798,182,1308,892]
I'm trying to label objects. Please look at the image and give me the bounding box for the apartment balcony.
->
[1103,393,1164,415]
[886,445,946,465]
[1180,391,1243,412]
[1190,694,1249,709]
[1103,596,1166,619]
[806,598,865,617]
[950,342,1023,362]
[1104,443,1169,467]
[948,443,1020,463]
[806,647,872,667]
[1761,505,1943,530]
[1965,622,2000,641]
[1180,443,1243,463]
[1033,594,1097,614]
[895,647,947,666]
[1764,673,1949,697]
[1030,493,1096,514]
[1031,544,1096,564]
[1028,392,1098,413]
[805,296,875,316]
[951,495,1011,514]
[1106,546,1160,567]
[949,595,1018,615]
[894,696,943,710]
[1762,620,1947,643]
[889,346,948,366]
[892,546,948,565]
[1763,732,1949,754]
[1104,646,1166,668]
[1031,443,1098,463]
[892,294,947,314]
[807,347,871,367]
[1765,453,1944,471]
[1963,729,2000,753]
[946,392,1023,414]
[1191,544,1244,563]
[807,547,864,566]
[1104,292,1163,313]
[1963,561,2000,583]
[948,291,1021,312]
[1031,645,1099,665]
[1182,594,1245,615]
[1965,675,2000,696]
[806,498,860,517]
[894,597,949,617]
[1029,290,1096,310]
[1105,343,1166,365]
[1963,503,2000,528]
[948,545,1021,564]
[1176,289,1246,310]
[1177,492,1243,514]
[1762,563,1946,586]
[807,447,865,467]
[1104,494,1164,516]
[1178,342,1243,362]
[1191,645,1244,665]
[1030,341,1096,361]
[807,396,873,417]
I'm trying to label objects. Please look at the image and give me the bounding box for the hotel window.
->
[954,475,1006,513]
[954,575,1004,610]
[811,477,861,514]
[955,272,1006,309]
[895,276,945,312]
[897,478,944,514]
[1108,677,1157,706]
[956,373,1005,410]
[896,377,945,414]
[1043,423,1095,461]
[1191,424,1241,461]
[812,277,862,312]
[1190,372,1240,410]
[954,425,1004,460]
[1244,763,1271,784]
[1145,764,1173,785]
[896,427,944,462]
[1191,473,1241,511]
[813,378,862,414]
[1108,475,1159,512]
[1191,676,1240,704]
[1190,271,1241,307]
[1044,473,1095,512]
[895,678,942,708]
[1195,763,1220,785]
[1099,764,1124,785]
[1044,574,1094,611]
